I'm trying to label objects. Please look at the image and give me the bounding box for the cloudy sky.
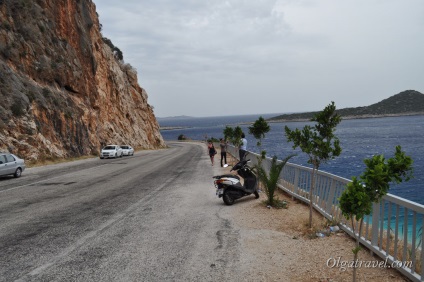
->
[95,0,424,118]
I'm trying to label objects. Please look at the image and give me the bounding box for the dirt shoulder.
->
[213,163,409,282]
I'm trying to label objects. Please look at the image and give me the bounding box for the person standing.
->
[239,133,247,161]
[207,141,216,166]
[219,138,228,167]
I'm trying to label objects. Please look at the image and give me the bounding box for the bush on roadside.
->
[178,134,187,141]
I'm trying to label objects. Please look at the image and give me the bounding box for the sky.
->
[95,0,424,118]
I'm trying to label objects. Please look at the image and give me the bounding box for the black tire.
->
[100,157,104,159]
[14,168,22,178]
[223,191,235,205]
[254,191,260,199]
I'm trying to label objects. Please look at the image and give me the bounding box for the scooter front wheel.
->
[223,191,235,205]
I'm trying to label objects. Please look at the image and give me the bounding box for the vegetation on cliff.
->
[268,90,424,121]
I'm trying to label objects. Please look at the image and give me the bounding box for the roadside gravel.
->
[214,163,409,282]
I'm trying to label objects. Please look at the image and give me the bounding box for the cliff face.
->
[0,0,165,161]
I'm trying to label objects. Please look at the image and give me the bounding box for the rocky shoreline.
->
[159,126,189,130]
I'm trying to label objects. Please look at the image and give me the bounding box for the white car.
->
[0,153,26,178]
[100,145,123,159]
[121,145,134,156]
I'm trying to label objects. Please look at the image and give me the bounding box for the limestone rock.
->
[0,0,165,161]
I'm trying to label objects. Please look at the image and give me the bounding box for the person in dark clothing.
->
[239,133,247,161]
[207,141,216,166]
[219,138,228,167]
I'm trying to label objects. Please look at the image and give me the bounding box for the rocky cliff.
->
[0,0,165,162]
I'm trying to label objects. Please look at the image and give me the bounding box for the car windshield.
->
[103,146,116,150]
[121,146,129,149]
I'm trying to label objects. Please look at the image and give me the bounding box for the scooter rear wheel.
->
[223,191,235,205]
[254,191,260,199]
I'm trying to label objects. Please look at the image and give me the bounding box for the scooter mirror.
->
[223,164,229,168]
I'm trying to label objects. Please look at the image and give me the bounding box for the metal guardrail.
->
[226,145,423,282]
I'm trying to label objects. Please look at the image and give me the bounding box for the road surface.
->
[0,142,246,281]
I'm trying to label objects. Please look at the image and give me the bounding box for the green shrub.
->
[11,100,25,116]
[42,87,50,97]
[1,46,12,59]
[64,110,73,119]
[26,91,36,102]
[2,21,11,31]
[102,37,124,60]
[339,146,413,282]
[0,119,6,130]
[178,134,187,140]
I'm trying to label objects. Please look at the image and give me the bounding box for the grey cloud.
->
[95,0,424,117]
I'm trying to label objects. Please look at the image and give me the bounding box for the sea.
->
[159,114,424,206]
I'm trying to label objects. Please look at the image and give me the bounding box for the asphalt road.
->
[0,142,243,282]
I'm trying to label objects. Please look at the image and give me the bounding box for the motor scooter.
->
[213,158,259,205]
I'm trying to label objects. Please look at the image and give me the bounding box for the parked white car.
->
[100,145,123,159]
[0,153,26,178]
[121,145,134,156]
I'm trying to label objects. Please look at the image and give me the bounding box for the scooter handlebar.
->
[230,159,251,171]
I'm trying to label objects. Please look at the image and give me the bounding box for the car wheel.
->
[115,153,117,158]
[14,168,22,178]
[223,191,235,205]
[120,153,123,158]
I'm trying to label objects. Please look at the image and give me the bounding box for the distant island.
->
[157,116,195,130]
[157,115,195,120]
[268,90,424,122]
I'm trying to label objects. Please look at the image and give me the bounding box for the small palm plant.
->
[256,155,295,208]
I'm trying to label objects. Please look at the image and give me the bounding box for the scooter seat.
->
[213,174,240,180]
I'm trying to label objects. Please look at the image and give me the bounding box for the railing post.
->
[326,179,336,217]
[371,202,380,250]
[293,167,300,199]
